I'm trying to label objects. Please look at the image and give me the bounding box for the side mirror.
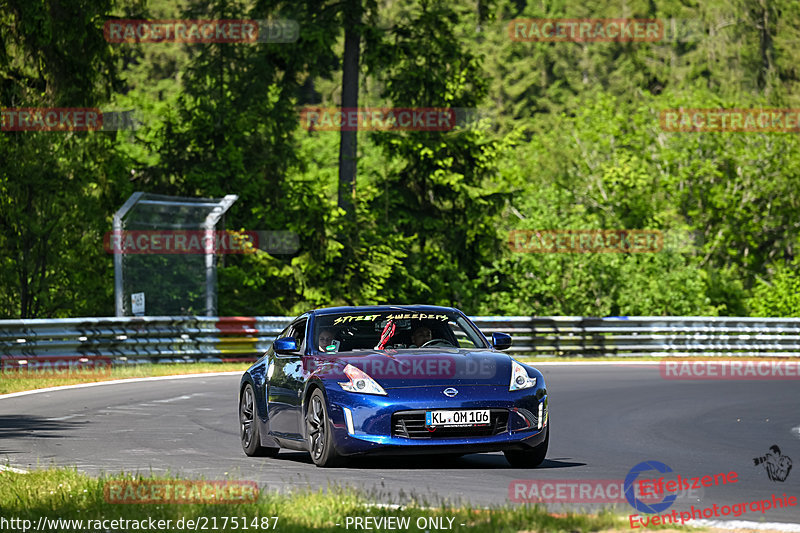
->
[273,336,298,354]
[492,332,512,351]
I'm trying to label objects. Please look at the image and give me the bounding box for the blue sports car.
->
[239,305,548,467]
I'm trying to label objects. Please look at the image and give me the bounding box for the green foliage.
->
[0,134,118,317]
[748,256,800,316]
[3,0,800,318]
[0,0,125,317]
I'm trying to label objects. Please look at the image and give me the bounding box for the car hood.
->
[307,348,513,388]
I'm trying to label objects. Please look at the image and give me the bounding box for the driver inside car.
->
[410,325,432,347]
[318,328,337,352]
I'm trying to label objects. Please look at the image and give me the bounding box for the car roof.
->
[310,304,459,316]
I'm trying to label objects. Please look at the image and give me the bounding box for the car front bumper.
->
[323,383,548,456]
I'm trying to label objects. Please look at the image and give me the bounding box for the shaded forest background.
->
[2,0,800,318]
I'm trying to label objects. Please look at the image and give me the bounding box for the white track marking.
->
[528,361,660,366]
[0,371,241,401]
[693,519,800,531]
[46,414,83,421]
[0,465,28,474]
[0,364,657,401]
[153,394,203,403]
[792,426,800,439]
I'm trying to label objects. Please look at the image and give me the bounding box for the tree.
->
[365,0,513,310]
[0,0,124,317]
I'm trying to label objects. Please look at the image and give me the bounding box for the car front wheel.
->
[504,424,548,468]
[305,389,344,467]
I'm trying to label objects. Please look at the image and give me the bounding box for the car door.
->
[266,318,308,440]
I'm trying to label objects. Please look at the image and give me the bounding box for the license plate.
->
[425,409,490,427]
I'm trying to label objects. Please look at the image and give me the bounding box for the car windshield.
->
[313,310,488,353]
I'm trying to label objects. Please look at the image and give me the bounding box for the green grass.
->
[0,468,635,532]
[0,363,250,395]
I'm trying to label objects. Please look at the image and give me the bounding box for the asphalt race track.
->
[1,363,798,525]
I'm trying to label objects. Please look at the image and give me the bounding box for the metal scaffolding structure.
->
[113,192,238,316]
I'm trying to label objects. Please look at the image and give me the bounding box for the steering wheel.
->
[420,338,455,348]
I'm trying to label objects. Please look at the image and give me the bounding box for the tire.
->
[504,423,548,468]
[305,389,344,467]
[240,383,279,457]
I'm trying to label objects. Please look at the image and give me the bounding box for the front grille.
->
[392,409,509,439]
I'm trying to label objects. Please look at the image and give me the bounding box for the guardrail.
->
[0,316,291,364]
[478,316,800,356]
[2,315,799,363]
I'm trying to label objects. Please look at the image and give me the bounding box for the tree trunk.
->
[754,0,774,92]
[337,0,361,216]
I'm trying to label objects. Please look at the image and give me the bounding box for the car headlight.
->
[338,364,387,396]
[510,360,537,391]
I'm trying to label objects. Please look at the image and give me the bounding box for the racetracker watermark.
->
[1,108,138,131]
[307,356,497,380]
[103,480,258,504]
[660,108,800,132]
[0,517,278,532]
[0,357,112,379]
[300,107,460,132]
[509,230,663,253]
[660,359,800,380]
[104,19,298,43]
[509,479,703,503]
[103,230,299,255]
[508,19,663,42]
